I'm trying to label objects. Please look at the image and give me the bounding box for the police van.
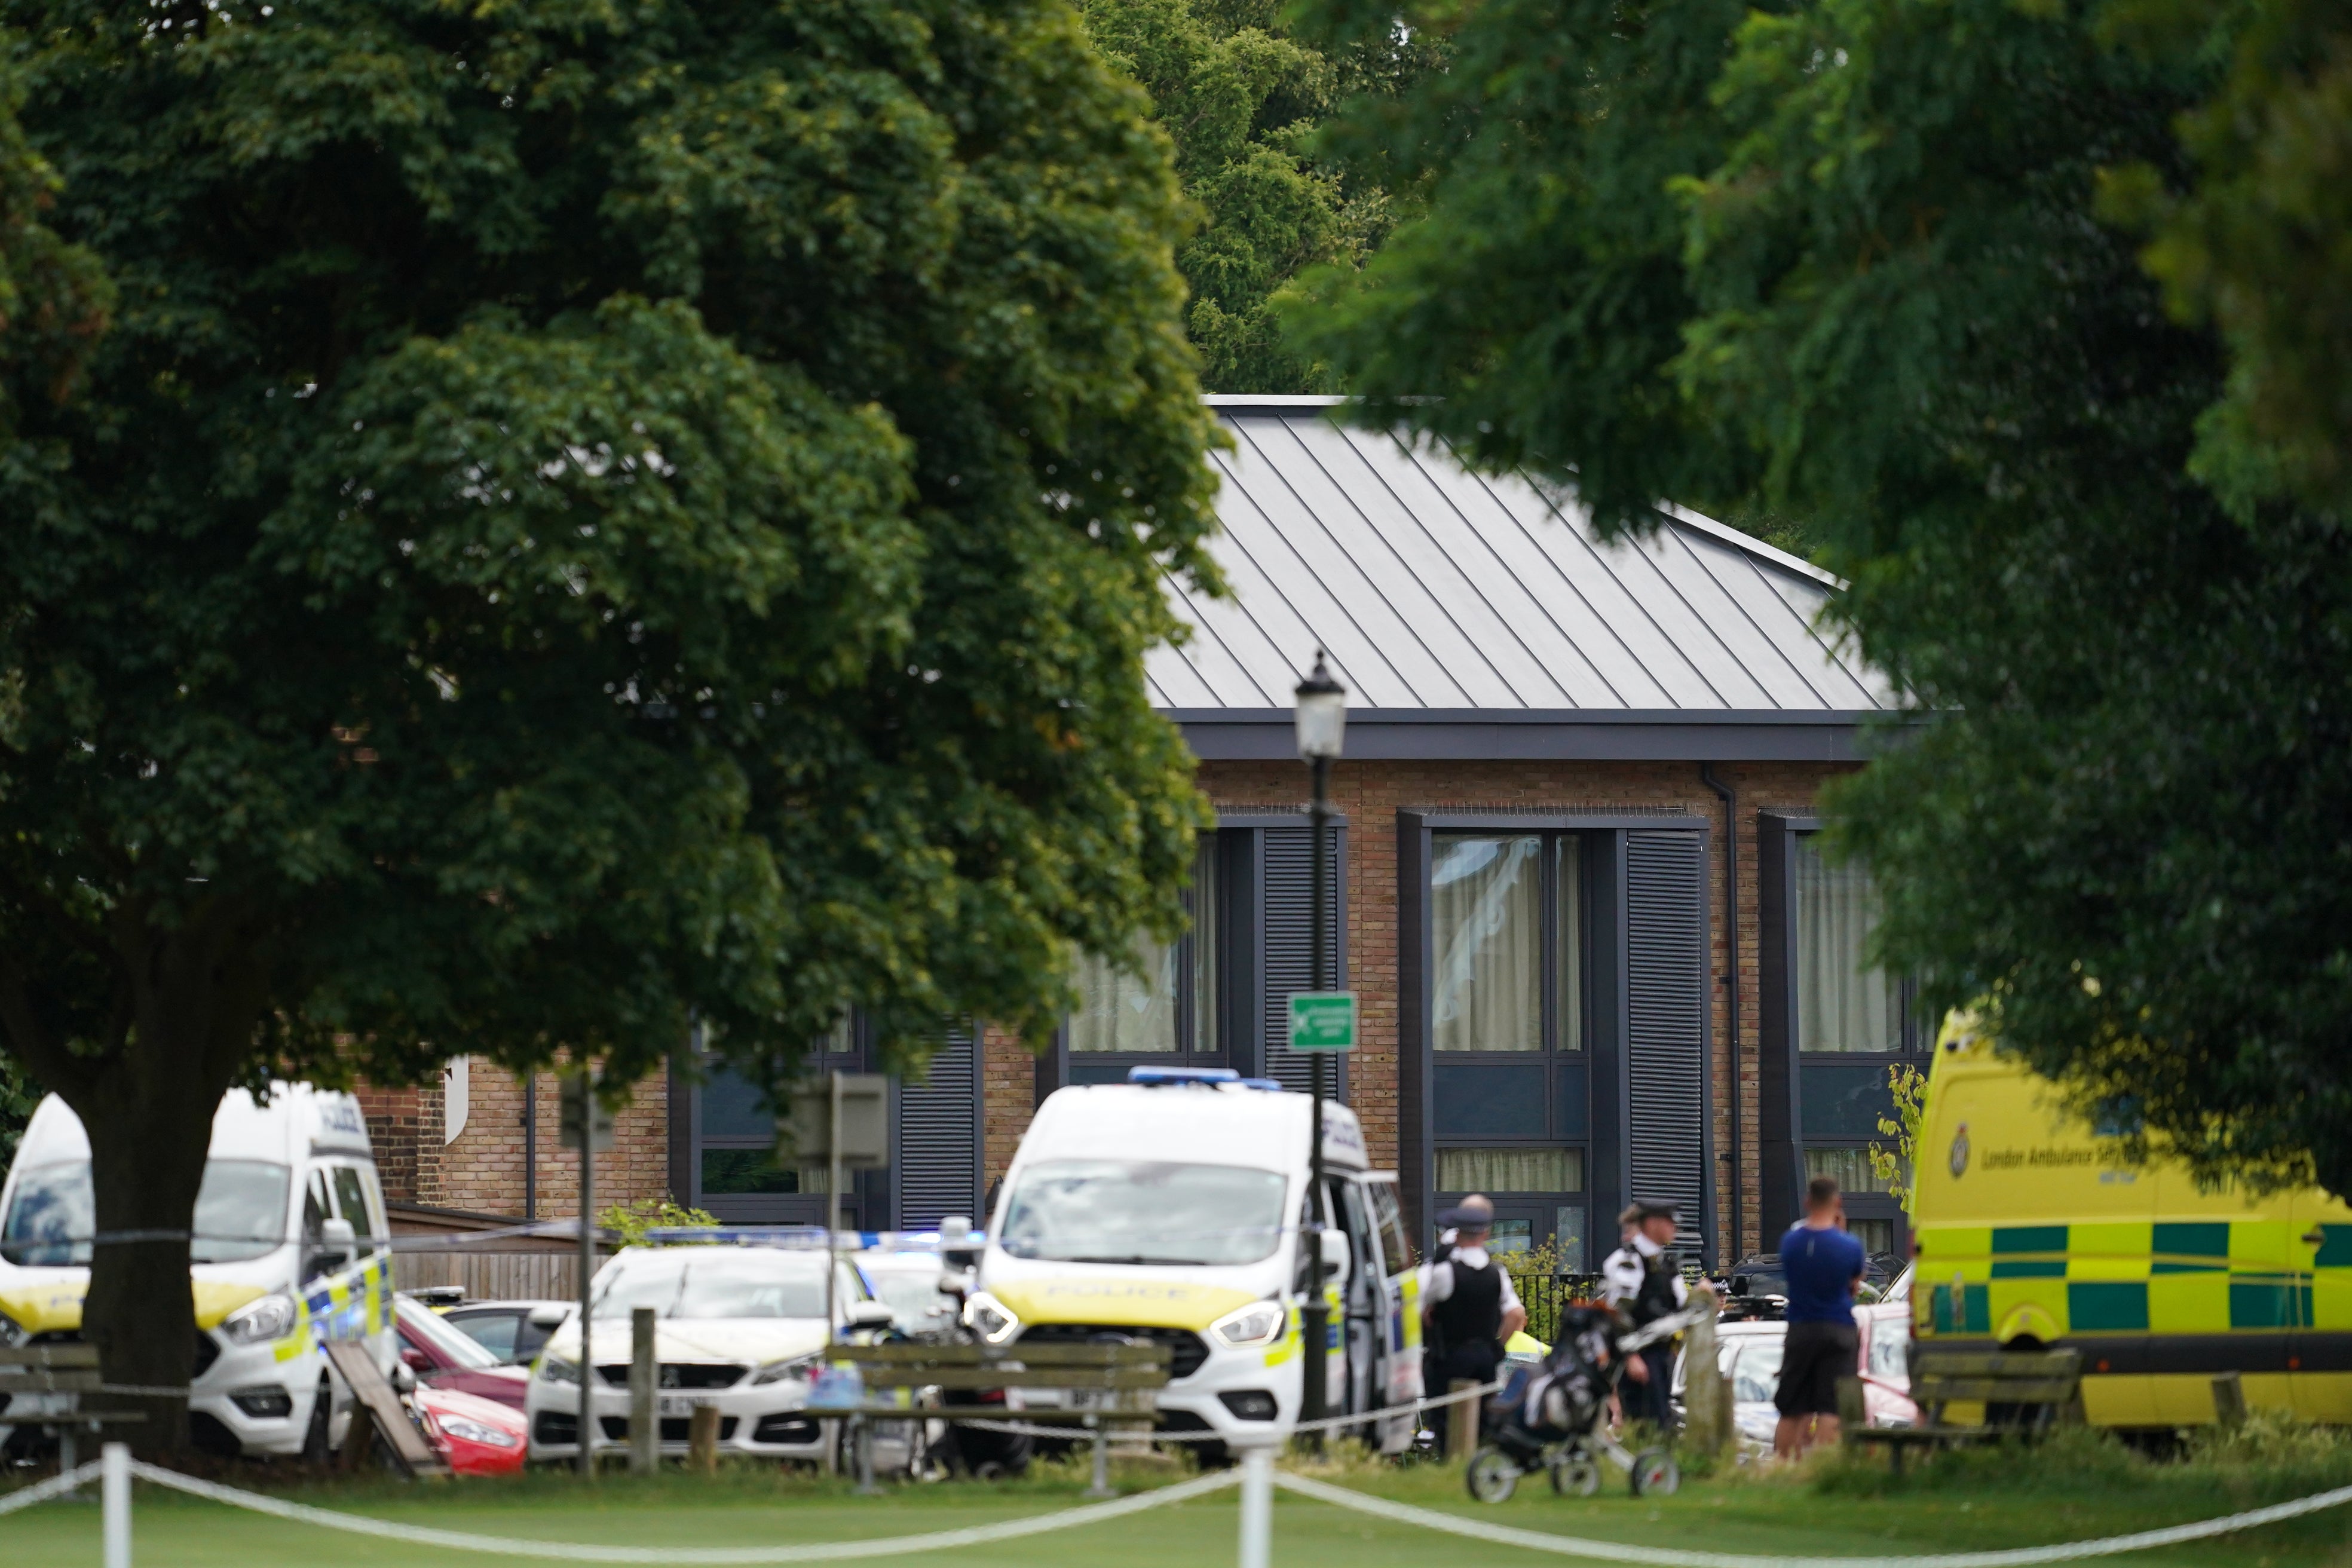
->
[969,1068,1423,1451]
[1912,1015,2352,1426]
[0,1085,398,1456]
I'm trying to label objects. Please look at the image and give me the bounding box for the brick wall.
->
[392,1056,673,1221]
[356,1082,443,1204]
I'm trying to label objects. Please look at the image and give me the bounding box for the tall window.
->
[1427,832,1588,1267]
[1068,840,1220,1063]
[1792,835,1917,1258]
[1794,837,1902,1053]
[1432,835,1580,1054]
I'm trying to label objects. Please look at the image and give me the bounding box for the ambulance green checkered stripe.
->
[1991,1226,2069,1254]
[2066,1282,2148,1332]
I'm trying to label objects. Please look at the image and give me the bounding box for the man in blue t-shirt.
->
[1773,1174,1867,1459]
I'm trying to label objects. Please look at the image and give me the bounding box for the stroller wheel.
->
[1628,1447,1680,1497]
[1465,1447,1520,1504]
[1549,1455,1600,1497]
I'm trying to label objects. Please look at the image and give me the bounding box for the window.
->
[1788,832,1922,1258]
[1432,836,1580,1052]
[1436,1147,1582,1194]
[1426,831,1589,1268]
[1794,836,1901,1053]
[1067,839,1221,1064]
[693,1016,855,1213]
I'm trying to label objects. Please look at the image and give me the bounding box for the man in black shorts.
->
[1773,1174,1865,1459]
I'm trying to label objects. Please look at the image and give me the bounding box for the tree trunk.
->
[80,1083,215,1456]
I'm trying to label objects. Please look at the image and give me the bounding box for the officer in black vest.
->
[1421,1195,1527,1451]
[1600,1199,1688,1433]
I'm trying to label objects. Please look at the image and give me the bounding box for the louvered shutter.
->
[1260,823,1346,1097]
[895,1023,981,1228]
[1625,830,1709,1261]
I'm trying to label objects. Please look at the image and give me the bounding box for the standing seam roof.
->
[1147,403,1895,715]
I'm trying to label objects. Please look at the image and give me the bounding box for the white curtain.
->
[1068,841,1214,1055]
[1435,1147,1582,1193]
[1794,836,1900,1053]
[1432,835,1543,1052]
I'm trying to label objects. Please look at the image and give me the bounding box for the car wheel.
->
[299,1374,332,1464]
[1465,1446,1519,1504]
[1628,1447,1679,1497]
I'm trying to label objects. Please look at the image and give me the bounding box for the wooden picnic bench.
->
[825,1339,1171,1496]
[0,1343,143,1472]
[1843,1346,2082,1474]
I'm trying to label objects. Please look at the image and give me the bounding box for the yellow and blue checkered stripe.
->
[271,1249,392,1361]
[1918,1221,2333,1339]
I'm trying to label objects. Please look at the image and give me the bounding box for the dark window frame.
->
[1759,813,1925,1262]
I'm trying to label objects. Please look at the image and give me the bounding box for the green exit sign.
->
[1288,991,1358,1052]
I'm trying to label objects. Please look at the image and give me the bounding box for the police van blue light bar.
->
[1127,1066,1239,1086]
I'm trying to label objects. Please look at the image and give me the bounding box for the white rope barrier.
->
[105,1458,1239,1563]
[1273,1471,2352,1568]
[944,1376,1507,1443]
[0,1460,100,1517]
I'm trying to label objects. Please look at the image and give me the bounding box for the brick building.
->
[369,397,1925,1271]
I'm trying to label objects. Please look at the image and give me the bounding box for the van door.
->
[1361,1173,1423,1453]
[2292,1187,2352,1420]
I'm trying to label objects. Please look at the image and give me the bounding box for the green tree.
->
[1082,0,1429,391]
[0,0,1216,1451]
[1288,0,2352,1193]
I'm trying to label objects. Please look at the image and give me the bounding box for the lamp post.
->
[1293,652,1346,1445]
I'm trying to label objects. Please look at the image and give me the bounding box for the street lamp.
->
[1293,651,1345,1446]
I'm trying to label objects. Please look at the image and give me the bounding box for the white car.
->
[525,1244,886,1465]
[856,1248,960,1336]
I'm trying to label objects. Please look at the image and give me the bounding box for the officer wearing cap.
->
[1422,1195,1529,1450]
[1600,1199,1688,1433]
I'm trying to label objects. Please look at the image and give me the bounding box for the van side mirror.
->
[1319,1229,1350,1281]
[310,1216,355,1279]
[848,1301,896,1329]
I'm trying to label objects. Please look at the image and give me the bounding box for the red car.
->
[412,1383,527,1475]
[396,1295,531,1411]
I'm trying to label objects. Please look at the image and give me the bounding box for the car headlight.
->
[220,1293,297,1346]
[754,1353,822,1386]
[538,1355,580,1385]
[433,1413,520,1448]
[963,1292,1019,1346]
[1209,1300,1287,1349]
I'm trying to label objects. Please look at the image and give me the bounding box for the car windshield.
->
[999,1160,1288,1266]
[398,1299,504,1368]
[2,1159,289,1266]
[591,1251,832,1320]
[1730,1337,1786,1404]
[867,1270,951,1322]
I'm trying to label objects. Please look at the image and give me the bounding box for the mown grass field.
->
[7,1428,2352,1568]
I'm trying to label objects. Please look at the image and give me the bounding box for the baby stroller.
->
[1463,1303,1705,1503]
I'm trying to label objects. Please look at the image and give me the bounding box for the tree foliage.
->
[0,0,1215,1444]
[1082,0,1431,391]
[1288,0,2352,1193]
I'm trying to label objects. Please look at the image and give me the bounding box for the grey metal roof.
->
[1151,399,1894,760]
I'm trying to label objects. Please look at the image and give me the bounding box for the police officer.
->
[1422,1194,1528,1451]
[1600,1199,1688,1434]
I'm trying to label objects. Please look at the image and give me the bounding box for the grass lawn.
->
[7,1437,2352,1568]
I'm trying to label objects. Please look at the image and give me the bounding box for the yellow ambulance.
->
[1912,1015,2352,1426]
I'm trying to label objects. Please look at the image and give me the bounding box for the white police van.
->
[969,1068,1424,1452]
[0,1085,398,1457]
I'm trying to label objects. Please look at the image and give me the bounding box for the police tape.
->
[936,1376,1509,1442]
[93,1460,1241,1562]
[1273,1470,2352,1567]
